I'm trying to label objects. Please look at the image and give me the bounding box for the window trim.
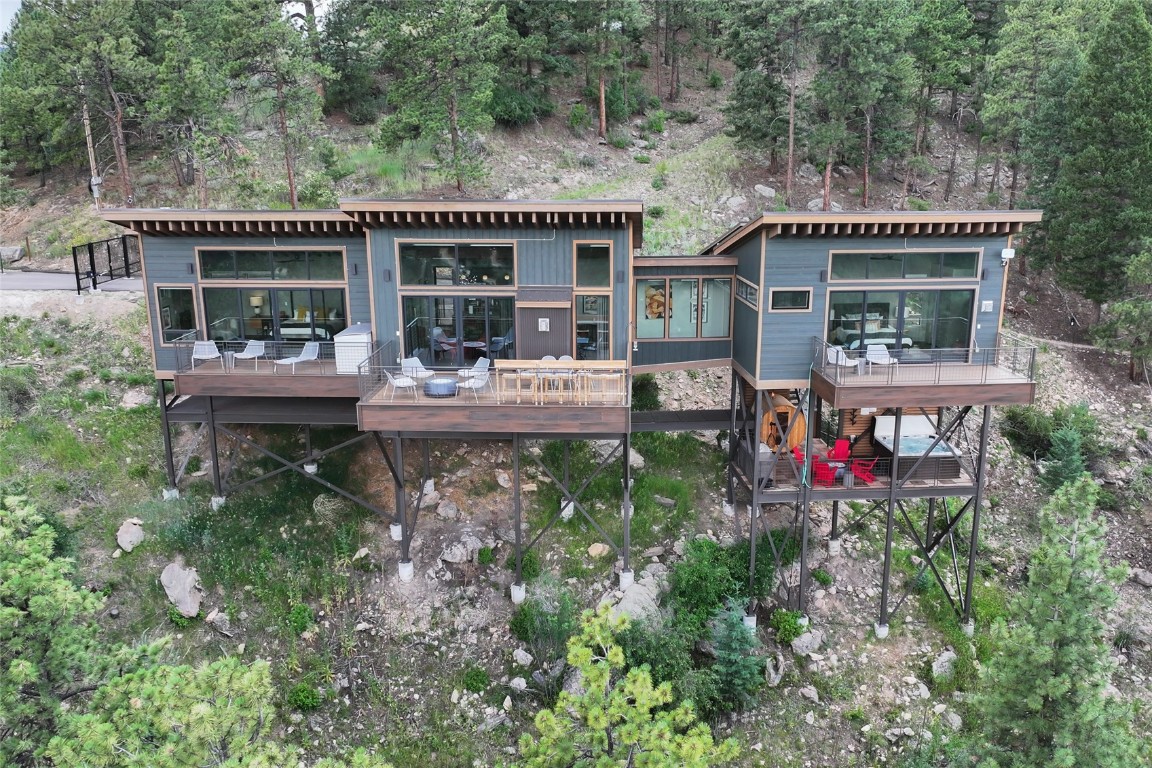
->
[195,245,349,284]
[153,283,200,347]
[573,240,614,354]
[634,276,733,342]
[826,248,984,282]
[735,276,760,310]
[395,238,518,288]
[767,287,813,313]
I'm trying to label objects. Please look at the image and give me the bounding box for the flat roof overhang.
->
[340,198,645,248]
[100,209,362,237]
[702,210,1044,255]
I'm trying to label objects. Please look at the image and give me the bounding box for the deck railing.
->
[811,337,1036,387]
[174,337,350,373]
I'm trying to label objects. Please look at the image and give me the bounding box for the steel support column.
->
[513,432,523,586]
[157,380,177,489]
[878,409,904,629]
[622,432,631,575]
[962,405,994,624]
[207,396,222,495]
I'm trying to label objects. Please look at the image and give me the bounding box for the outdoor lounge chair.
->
[233,340,266,371]
[826,345,857,372]
[457,370,490,402]
[866,344,898,373]
[402,357,435,380]
[192,340,224,371]
[850,457,878,485]
[274,341,321,374]
[383,367,417,401]
[458,357,490,378]
[812,458,838,487]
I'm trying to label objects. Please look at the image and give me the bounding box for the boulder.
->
[610,574,662,624]
[807,198,844,212]
[932,649,958,681]
[799,685,820,703]
[588,542,611,558]
[790,630,824,657]
[160,563,203,617]
[1131,568,1152,588]
[0,246,26,266]
[798,163,819,180]
[726,195,747,210]
[440,533,484,564]
[436,499,460,520]
[116,518,145,552]
[495,470,512,489]
[754,184,776,199]
[510,677,528,692]
[651,496,676,509]
[591,440,645,470]
[418,490,441,509]
[513,648,534,667]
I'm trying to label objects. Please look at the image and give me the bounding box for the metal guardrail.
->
[73,235,140,294]
[174,338,348,373]
[811,337,1036,386]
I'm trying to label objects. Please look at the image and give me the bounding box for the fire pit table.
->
[423,377,459,398]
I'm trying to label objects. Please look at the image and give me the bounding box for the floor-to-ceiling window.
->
[827,289,974,352]
[197,248,348,342]
[402,295,515,366]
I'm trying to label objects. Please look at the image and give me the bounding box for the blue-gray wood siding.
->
[633,339,732,367]
[141,235,368,372]
[728,235,763,376]
[759,234,1010,382]
[369,226,631,359]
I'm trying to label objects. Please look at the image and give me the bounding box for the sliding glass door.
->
[402,296,514,367]
[827,289,974,355]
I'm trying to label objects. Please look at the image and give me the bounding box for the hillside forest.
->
[2,1,1152,767]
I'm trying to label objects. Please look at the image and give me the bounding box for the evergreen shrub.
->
[286,683,321,711]
[631,373,661,411]
[462,666,490,693]
[769,609,804,644]
[489,84,555,126]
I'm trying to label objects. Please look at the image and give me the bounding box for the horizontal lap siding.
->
[730,235,763,378]
[143,235,367,373]
[761,235,1010,383]
[373,226,631,359]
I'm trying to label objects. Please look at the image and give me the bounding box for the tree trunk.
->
[972,131,984,189]
[862,110,872,207]
[449,92,463,192]
[785,79,796,208]
[944,144,958,202]
[100,67,134,205]
[598,71,607,139]
[900,157,911,209]
[276,79,298,208]
[1008,141,1020,209]
[822,146,834,211]
[300,0,325,102]
[990,149,1001,198]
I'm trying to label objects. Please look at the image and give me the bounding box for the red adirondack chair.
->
[812,458,838,487]
[828,439,851,461]
[850,457,878,485]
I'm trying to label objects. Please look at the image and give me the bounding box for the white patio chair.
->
[274,341,321,374]
[192,340,224,371]
[458,356,490,378]
[866,344,899,373]
[402,356,435,380]
[383,367,418,401]
[233,340,266,371]
[457,370,489,402]
[826,345,857,373]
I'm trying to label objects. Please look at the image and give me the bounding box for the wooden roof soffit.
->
[701,210,1043,254]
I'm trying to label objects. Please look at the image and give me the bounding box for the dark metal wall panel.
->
[732,234,763,284]
[632,339,731,367]
[517,305,573,359]
[732,301,759,378]
[143,235,368,373]
[759,234,1010,382]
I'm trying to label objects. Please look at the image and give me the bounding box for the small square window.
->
[770,289,811,311]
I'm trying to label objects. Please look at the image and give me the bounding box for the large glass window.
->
[198,250,345,280]
[157,287,196,342]
[402,295,514,366]
[829,251,978,280]
[399,242,514,286]
[635,278,731,340]
[576,294,610,359]
[203,287,346,341]
[576,244,611,287]
[827,289,974,352]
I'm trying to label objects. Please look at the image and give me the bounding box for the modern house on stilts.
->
[102,202,1040,631]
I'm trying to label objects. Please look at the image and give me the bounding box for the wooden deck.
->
[811,364,1035,408]
[174,359,361,398]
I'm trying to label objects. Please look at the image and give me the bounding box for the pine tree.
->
[517,605,740,767]
[1095,245,1152,382]
[974,478,1145,768]
[1038,427,1085,493]
[374,0,512,192]
[710,599,763,712]
[1036,0,1152,311]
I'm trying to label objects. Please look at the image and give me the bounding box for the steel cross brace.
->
[216,427,392,522]
[524,439,625,557]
